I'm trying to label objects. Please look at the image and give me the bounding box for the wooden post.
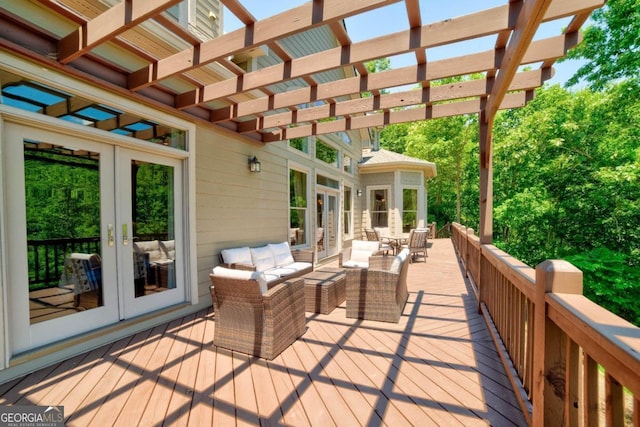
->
[532,260,583,426]
[466,227,474,274]
[479,108,494,244]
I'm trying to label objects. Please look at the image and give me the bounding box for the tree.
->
[379,123,410,154]
[404,114,476,225]
[563,0,640,90]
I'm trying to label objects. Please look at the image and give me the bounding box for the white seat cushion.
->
[263,273,281,284]
[268,242,295,266]
[349,240,380,265]
[251,245,276,271]
[284,261,312,272]
[134,240,165,262]
[342,260,369,268]
[212,266,268,294]
[220,246,252,266]
[264,262,311,278]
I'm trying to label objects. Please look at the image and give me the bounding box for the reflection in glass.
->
[289,169,307,246]
[131,161,176,298]
[371,189,388,227]
[344,187,352,236]
[24,141,103,324]
[403,188,418,232]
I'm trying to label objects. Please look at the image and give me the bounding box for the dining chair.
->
[364,228,392,255]
[401,228,428,262]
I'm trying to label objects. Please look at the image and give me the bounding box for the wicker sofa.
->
[218,242,313,288]
[345,248,410,323]
[209,267,306,359]
[133,239,175,293]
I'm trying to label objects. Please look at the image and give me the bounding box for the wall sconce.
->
[248,156,261,173]
[356,189,362,197]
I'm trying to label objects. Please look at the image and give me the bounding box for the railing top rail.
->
[481,244,537,300]
[547,292,640,396]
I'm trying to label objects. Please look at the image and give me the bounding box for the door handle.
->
[108,224,115,246]
[122,223,129,245]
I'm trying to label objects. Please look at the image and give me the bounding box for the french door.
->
[316,188,339,259]
[5,123,185,354]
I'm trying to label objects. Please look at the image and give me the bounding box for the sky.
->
[222,0,589,89]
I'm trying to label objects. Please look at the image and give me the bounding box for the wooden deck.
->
[0,239,526,426]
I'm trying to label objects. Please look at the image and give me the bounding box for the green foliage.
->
[380,123,409,153]
[25,150,100,240]
[315,140,338,164]
[404,114,477,226]
[563,0,640,90]
[396,79,640,325]
[566,248,640,326]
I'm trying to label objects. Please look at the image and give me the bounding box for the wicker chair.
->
[209,269,306,360]
[401,228,428,262]
[364,228,392,255]
[345,249,410,323]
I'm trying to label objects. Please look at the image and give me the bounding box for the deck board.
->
[0,239,527,426]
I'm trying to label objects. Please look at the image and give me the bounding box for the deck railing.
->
[451,222,640,426]
[28,237,101,288]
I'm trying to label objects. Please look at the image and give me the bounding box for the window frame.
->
[288,164,311,248]
[367,186,390,229]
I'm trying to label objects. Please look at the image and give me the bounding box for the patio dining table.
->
[381,233,410,255]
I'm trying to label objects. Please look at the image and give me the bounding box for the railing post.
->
[465,228,474,274]
[533,260,583,426]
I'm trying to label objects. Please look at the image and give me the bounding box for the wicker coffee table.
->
[303,268,346,314]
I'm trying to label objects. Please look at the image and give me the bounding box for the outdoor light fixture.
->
[356,189,362,197]
[248,156,261,173]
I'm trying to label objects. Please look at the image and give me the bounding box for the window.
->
[402,188,418,232]
[289,137,309,153]
[370,189,388,227]
[344,187,352,238]
[1,72,187,149]
[316,175,339,189]
[289,169,307,246]
[343,155,352,174]
[315,140,338,167]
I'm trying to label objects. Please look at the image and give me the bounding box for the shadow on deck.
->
[0,239,526,426]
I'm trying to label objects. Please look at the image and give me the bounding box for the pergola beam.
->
[485,0,553,121]
[209,33,575,124]
[239,69,546,133]
[58,0,182,64]
[128,0,402,90]
[262,92,528,142]
[176,0,596,110]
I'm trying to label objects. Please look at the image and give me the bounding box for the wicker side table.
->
[303,268,346,314]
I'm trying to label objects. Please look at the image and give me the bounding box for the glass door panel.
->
[316,189,339,259]
[6,124,118,354]
[118,148,184,318]
[326,192,339,257]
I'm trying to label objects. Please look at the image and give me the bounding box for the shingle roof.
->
[359,148,437,178]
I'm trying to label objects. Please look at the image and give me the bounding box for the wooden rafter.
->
[238,69,546,134]
[263,92,528,142]
[58,0,183,64]
[209,33,576,126]
[484,0,554,122]
[127,0,402,90]
[175,0,595,112]
[0,0,605,144]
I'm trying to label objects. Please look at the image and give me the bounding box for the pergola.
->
[0,0,604,242]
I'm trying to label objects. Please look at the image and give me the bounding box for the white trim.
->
[0,54,199,360]
[287,161,312,250]
[0,116,7,369]
[366,185,393,232]
[342,184,354,240]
